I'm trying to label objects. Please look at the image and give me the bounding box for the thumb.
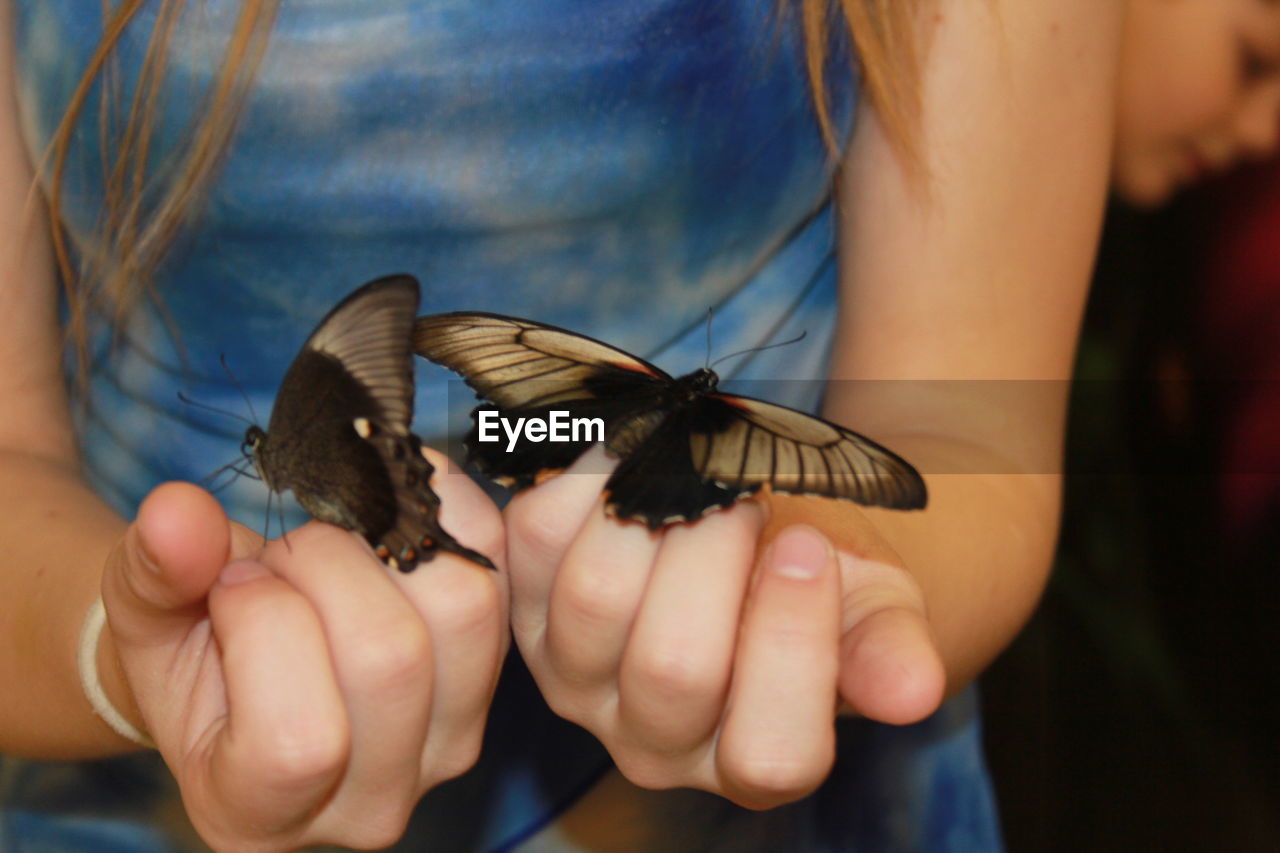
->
[102,481,231,644]
[761,491,944,724]
[835,552,945,725]
[96,483,231,743]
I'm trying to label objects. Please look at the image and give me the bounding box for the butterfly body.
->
[246,276,494,571]
[414,312,927,530]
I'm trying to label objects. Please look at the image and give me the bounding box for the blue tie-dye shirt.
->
[3,2,1004,850]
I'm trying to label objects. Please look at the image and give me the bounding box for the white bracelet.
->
[77,597,156,749]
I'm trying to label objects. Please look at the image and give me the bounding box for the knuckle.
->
[611,751,682,792]
[105,528,180,617]
[342,808,414,851]
[539,688,587,725]
[287,520,356,554]
[759,623,824,655]
[628,643,721,702]
[426,730,486,785]
[535,679,600,728]
[708,500,765,544]
[505,495,582,565]
[437,493,506,569]
[426,570,503,639]
[467,511,506,567]
[839,558,926,622]
[720,740,834,805]
[555,564,636,629]
[257,726,350,790]
[348,620,434,688]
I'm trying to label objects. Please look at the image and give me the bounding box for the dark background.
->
[982,177,1280,852]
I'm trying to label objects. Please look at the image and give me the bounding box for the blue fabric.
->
[5,2,1004,850]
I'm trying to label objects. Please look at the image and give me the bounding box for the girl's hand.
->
[504,447,945,810]
[97,452,507,852]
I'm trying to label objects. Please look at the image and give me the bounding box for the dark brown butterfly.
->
[413,312,926,530]
[245,275,494,570]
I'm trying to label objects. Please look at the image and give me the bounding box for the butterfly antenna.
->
[709,330,808,371]
[177,391,256,427]
[220,353,261,425]
[704,308,714,370]
[722,252,832,381]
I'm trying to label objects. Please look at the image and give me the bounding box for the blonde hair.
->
[44,0,921,364]
[46,0,278,372]
[798,0,922,157]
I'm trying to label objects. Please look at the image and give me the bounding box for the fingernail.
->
[217,560,271,586]
[769,525,830,580]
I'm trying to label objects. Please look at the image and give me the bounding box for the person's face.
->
[1114,0,1280,207]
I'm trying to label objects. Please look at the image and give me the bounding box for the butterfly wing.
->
[294,273,419,432]
[600,391,926,528]
[414,312,671,487]
[353,420,495,571]
[413,312,925,528]
[258,275,493,570]
[602,404,749,529]
[413,312,672,406]
[685,392,928,510]
[260,275,421,493]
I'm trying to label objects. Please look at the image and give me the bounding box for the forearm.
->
[0,449,135,757]
[0,0,137,758]
[853,435,1059,692]
[814,0,1124,694]
[765,429,1058,698]
[812,374,1070,694]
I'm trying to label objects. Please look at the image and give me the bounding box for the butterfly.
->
[412,312,926,530]
[243,274,494,570]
